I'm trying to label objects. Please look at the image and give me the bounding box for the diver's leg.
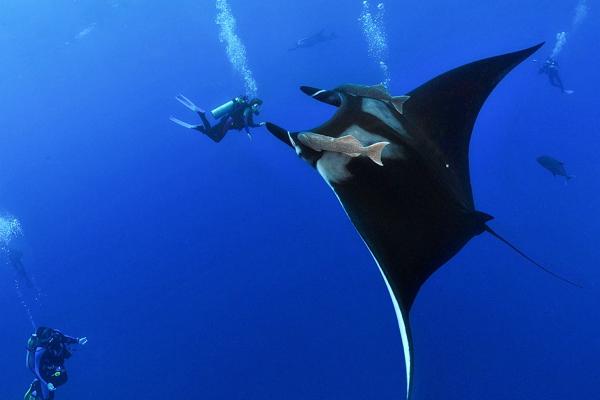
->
[554,75,569,93]
[39,381,50,400]
[24,380,38,400]
[549,73,565,90]
[198,112,212,132]
[204,118,232,143]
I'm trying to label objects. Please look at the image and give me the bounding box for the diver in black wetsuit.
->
[170,95,265,142]
[24,327,88,400]
[538,58,574,94]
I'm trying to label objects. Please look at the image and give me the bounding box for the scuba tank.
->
[210,97,244,119]
[27,334,40,352]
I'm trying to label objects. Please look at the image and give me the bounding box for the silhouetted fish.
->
[537,155,574,181]
[288,29,337,51]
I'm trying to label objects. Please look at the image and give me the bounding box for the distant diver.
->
[288,29,337,51]
[24,327,88,400]
[536,57,574,94]
[266,43,580,399]
[537,155,574,181]
[6,247,34,288]
[170,95,265,142]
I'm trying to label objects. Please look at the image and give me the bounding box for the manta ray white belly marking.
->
[316,151,353,183]
[317,176,413,395]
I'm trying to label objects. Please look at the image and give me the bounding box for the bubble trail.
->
[573,0,589,28]
[14,278,37,329]
[359,1,391,88]
[1,213,37,329]
[0,213,22,249]
[215,0,258,98]
[551,31,568,59]
[550,0,590,59]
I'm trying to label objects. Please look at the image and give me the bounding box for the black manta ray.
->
[266,44,578,399]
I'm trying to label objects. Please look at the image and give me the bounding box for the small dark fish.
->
[537,155,574,181]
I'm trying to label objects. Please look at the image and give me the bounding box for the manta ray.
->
[266,44,578,399]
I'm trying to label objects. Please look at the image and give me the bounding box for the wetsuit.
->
[197,99,262,143]
[539,58,567,92]
[25,328,78,400]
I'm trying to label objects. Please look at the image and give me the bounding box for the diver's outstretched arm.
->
[244,110,265,128]
[170,117,203,131]
[175,94,205,115]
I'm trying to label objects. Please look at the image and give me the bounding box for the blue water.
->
[1,1,598,399]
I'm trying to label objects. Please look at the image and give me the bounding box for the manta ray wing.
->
[403,43,544,209]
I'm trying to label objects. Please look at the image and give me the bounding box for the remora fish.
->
[297,133,389,166]
[336,83,411,114]
[266,43,578,399]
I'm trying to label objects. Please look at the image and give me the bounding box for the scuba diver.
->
[6,247,34,288]
[24,327,88,400]
[170,95,266,142]
[537,57,574,94]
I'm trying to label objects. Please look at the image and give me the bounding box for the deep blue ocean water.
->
[1,1,598,399]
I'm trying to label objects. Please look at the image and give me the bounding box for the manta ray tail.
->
[484,225,582,288]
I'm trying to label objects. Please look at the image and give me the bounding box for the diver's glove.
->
[47,383,56,391]
[78,337,88,346]
[259,122,266,127]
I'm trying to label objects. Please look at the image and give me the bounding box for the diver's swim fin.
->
[169,117,200,130]
[175,94,204,113]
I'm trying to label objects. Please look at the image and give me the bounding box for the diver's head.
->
[249,98,263,114]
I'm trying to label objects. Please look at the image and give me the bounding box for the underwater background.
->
[1,0,598,399]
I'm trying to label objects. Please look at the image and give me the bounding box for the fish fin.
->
[336,135,362,145]
[484,225,582,288]
[365,142,389,166]
[391,95,411,114]
[404,43,544,209]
